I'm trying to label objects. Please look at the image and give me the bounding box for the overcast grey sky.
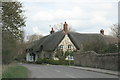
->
[19,0,119,37]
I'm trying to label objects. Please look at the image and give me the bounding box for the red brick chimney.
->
[63,21,68,33]
[100,29,104,35]
[50,27,55,34]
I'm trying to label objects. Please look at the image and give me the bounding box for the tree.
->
[50,22,74,31]
[2,2,26,64]
[2,31,17,64]
[55,50,74,60]
[110,24,118,37]
[27,34,43,43]
[2,2,26,39]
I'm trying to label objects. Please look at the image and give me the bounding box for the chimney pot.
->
[50,27,55,34]
[100,29,104,35]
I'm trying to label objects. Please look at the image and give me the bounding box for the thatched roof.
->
[27,30,118,53]
[68,32,105,49]
[33,31,65,52]
[27,31,65,52]
[103,35,118,44]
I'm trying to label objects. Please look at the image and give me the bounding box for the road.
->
[21,63,118,78]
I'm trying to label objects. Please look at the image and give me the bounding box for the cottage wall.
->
[74,51,119,70]
[26,53,38,62]
[58,34,76,52]
[26,53,35,62]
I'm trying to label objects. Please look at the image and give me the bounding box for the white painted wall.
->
[35,54,38,61]
[26,53,33,62]
[26,53,38,62]
[58,34,76,52]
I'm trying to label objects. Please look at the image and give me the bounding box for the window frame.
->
[59,45,64,50]
[68,44,72,49]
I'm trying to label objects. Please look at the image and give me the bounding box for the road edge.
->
[70,66,119,76]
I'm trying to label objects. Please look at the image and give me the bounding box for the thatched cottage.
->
[26,22,118,62]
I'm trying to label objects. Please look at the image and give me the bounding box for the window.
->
[68,45,72,49]
[59,45,64,49]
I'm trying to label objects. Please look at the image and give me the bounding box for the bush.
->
[43,58,50,63]
[49,59,59,65]
[35,58,43,64]
[36,58,51,64]
[35,58,74,65]
[59,60,74,65]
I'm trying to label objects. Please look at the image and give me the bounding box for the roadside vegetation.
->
[35,58,74,65]
[2,1,29,78]
[29,51,75,65]
[2,1,26,64]
[2,63,30,78]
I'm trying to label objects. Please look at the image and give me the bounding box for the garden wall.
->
[74,51,119,70]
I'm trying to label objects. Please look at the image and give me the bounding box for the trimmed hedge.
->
[35,58,74,65]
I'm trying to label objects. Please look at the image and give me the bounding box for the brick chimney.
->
[100,29,104,35]
[50,27,55,34]
[63,21,68,33]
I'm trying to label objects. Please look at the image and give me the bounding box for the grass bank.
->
[2,63,30,78]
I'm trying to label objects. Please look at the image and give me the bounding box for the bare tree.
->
[50,22,74,31]
[110,24,118,37]
[27,34,43,43]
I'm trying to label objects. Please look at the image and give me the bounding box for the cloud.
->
[22,0,118,36]
[31,6,83,21]
[32,26,49,35]
[90,11,112,26]
[19,0,119,3]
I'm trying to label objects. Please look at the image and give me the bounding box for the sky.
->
[19,0,119,38]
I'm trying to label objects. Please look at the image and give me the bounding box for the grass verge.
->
[2,64,30,78]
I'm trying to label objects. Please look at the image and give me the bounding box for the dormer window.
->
[68,45,72,49]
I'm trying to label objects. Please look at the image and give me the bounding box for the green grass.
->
[2,65,30,78]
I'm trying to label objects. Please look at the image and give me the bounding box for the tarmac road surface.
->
[20,63,118,78]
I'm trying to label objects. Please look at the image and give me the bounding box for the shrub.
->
[42,58,49,64]
[35,58,43,64]
[49,59,60,65]
[35,58,74,65]
[60,60,74,65]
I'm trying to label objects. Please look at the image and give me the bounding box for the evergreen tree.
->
[2,2,26,64]
[2,2,26,39]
